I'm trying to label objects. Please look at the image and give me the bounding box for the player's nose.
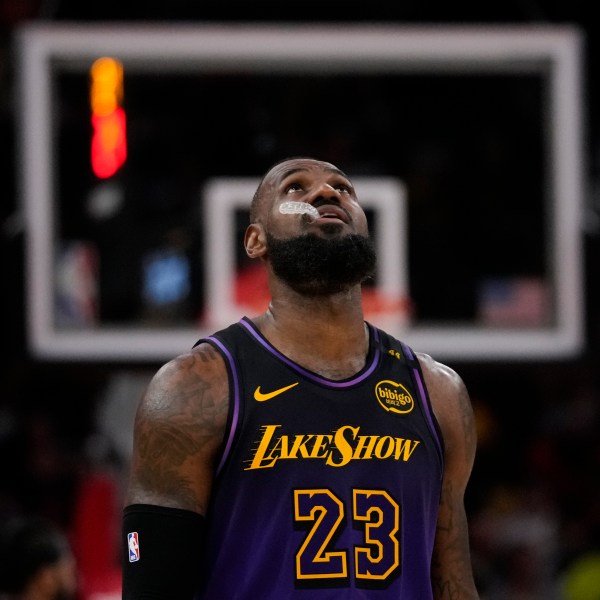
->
[309,182,340,204]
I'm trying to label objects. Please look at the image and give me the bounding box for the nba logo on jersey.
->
[128,531,140,562]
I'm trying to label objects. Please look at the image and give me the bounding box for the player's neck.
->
[252,291,369,379]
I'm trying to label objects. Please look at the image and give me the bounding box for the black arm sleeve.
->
[122,503,206,600]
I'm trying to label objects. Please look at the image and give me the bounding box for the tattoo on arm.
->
[429,363,479,599]
[130,345,228,512]
[431,480,477,599]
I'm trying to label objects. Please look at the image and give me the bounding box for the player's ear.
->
[244,223,267,259]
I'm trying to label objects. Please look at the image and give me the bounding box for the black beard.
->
[266,232,377,296]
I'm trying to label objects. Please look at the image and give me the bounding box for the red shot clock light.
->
[89,57,127,179]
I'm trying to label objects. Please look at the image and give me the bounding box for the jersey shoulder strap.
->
[370,323,445,461]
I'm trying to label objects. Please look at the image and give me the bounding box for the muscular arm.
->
[125,342,229,515]
[418,353,480,600]
[121,343,229,599]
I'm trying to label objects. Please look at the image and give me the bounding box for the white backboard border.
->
[16,23,585,361]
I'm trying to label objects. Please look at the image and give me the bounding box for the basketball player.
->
[122,157,480,599]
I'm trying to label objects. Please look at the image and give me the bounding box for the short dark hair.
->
[0,515,70,594]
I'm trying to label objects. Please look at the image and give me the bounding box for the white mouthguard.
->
[278,201,319,222]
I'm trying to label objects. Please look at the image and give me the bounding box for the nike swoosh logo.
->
[254,382,299,401]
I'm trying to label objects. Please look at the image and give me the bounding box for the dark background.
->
[1,2,599,599]
[56,69,548,328]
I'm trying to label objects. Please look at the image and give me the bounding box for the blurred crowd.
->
[466,362,600,599]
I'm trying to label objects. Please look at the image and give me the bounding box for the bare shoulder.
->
[415,352,476,478]
[125,341,229,514]
[140,341,229,425]
[415,352,469,410]
[417,352,466,400]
